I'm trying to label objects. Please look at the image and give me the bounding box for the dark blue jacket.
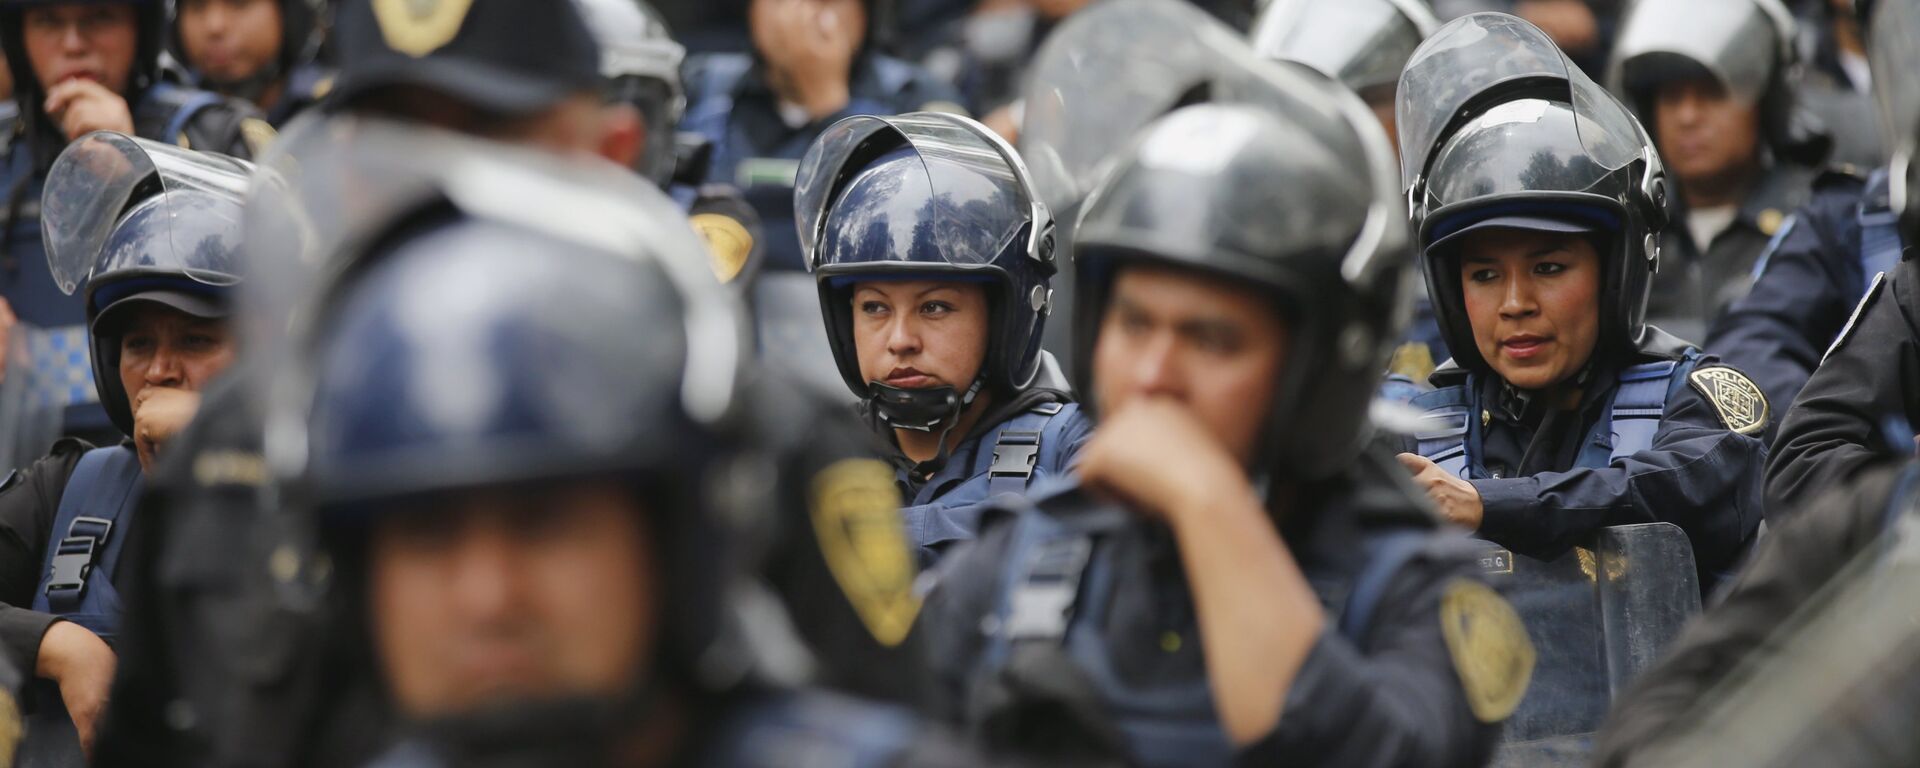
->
[1707,168,1897,437]
[919,450,1508,768]
[1406,330,1766,588]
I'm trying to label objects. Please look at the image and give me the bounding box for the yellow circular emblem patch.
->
[691,213,755,284]
[1439,580,1535,724]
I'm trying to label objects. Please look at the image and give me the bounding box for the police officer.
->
[169,0,331,127]
[288,141,986,768]
[1395,14,1767,592]
[918,79,1528,768]
[1796,0,1885,169]
[0,0,265,443]
[572,0,768,289]
[793,111,1089,565]
[1608,0,1826,344]
[0,132,247,765]
[1765,0,1920,515]
[680,0,964,271]
[1247,0,1447,392]
[1706,0,1898,436]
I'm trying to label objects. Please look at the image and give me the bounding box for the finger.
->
[1395,452,1433,474]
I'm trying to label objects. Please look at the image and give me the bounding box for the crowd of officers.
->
[0,0,1906,766]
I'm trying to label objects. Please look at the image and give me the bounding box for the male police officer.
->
[918,75,1526,768]
[1609,0,1826,345]
[169,0,330,126]
[680,0,963,271]
[0,0,264,443]
[287,130,989,768]
[572,0,767,288]
[1765,0,1920,515]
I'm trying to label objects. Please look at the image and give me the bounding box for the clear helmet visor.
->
[1249,0,1437,93]
[794,112,1044,269]
[42,131,253,297]
[1398,13,1648,189]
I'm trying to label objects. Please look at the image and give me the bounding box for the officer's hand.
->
[132,386,201,474]
[37,620,116,759]
[1396,453,1484,529]
[44,78,134,141]
[1078,397,1246,527]
[761,0,857,120]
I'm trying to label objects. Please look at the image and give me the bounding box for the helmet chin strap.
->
[868,376,984,477]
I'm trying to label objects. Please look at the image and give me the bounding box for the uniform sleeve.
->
[1591,461,1906,767]
[1705,209,1858,432]
[1471,369,1767,578]
[1766,265,1920,517]
[0,441,89,674]
[1237,548,1501,768]
[915,520,1015,724]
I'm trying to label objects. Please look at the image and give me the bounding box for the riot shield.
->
[1478,523,1703,767]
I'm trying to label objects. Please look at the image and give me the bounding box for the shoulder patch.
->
[0,686,20,762]
[1439,580,1535,724]
[1388,340,1437,383]
[240,117,278,156]
[811,458,920,647]
[372,0,475,57]
[690,212,754,284]
[1687,366,1769,435]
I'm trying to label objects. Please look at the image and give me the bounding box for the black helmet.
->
[167,0,327,102]
[328,0,600,116]
[40,131,251,437]
[1400,13,1672,374]
[794,112,1056,435]
[1072,84,1411,481]
[1871,0,1920,241]
[1609,0,1828,166]
[1248,0,1437,100]
[574,0,685,187]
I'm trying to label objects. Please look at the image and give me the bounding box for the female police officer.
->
[0,131,247,761]
[795,111,1090,564]
[1394,14,1767,591]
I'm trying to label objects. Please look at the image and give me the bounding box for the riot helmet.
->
[1071,85,1411,481]
[574,0,685,187]
[40,130,249,437]
[271,122,759,737]
[1400,13,1671,374]
[1609,0,1827,165]
[1248,0,1437,101]
[794,111,1055,441]
[328,0,600,116]
[1871,0,1920,242]
[168,0,327,103]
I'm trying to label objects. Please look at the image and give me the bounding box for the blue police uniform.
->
[1706,168,1898,429]
[682,53,964,271]
[919,451,1510,768]
[1407,330,1767,590]
[893,392,1091,565]
[1645,164,1818,345]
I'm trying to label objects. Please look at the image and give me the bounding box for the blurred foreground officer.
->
[0,132,248,764]
[1247,0,1447,390]
[1798,0,1885,169]
[795,111,1088,565]
[573,0,767,289]
[1609,0,1825,344]
[170,0,330,126]
[681,0,963,271]
[1397,14,1766,591]
[1766,0,1920,514]
[0,0,264,440]
[920,97,1529,766]
[290,150,988,768]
